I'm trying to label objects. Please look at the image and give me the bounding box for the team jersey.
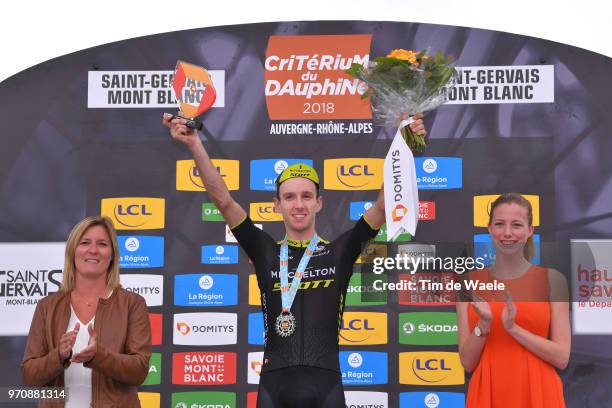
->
[231,216,378,373]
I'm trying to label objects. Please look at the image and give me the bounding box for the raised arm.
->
[163,113,246,227]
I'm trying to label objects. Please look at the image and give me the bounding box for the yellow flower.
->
[387,49,418,64]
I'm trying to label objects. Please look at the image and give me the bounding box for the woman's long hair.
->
[61,216,121,292]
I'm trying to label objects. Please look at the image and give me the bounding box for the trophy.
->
[169,60,217,130]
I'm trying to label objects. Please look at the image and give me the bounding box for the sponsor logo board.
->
[176,159,239,192]
[101,197,165,230]
[399,312,458,345]
[415,158,462,190]
[400,391,465,408]
[201,245,238,264]
[88,70,225,108]
[399,352,464,385]
[571,240,612,335]
[324,158,384,190]
[345,272,387,306]
[120,274,163,306]
[250,202,283,222]
[173,313,237,345]
[174,274,238,307]
[0,243,64,335]
[143,353,162,385]
[340,351,387,385]
[444,65,554,105]
[118,236,164,268]
[345,391,388,408]
[201,202,225,221]
[172,352,237,385]
[170,392,236,408]
[264,34,372,120]
[339,312,388,345]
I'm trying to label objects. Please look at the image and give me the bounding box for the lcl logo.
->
[116,204,152,216]
[341,319,375,331]
[338,165,375,176]
[102,197,165,230]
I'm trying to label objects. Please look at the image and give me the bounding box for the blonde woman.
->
[22,216,151,407]
[457,193,570,407]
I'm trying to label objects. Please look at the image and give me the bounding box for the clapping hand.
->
[501,289,517,332]
[71,324,97,364]
[469,292,492,333]
[59,322,79,360]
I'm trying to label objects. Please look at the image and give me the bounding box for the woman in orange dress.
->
[456,193,570,408]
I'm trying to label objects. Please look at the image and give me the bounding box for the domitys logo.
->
[264,34,372,120]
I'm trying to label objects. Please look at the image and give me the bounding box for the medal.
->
[277,234,319,338]
[275,311,296,337]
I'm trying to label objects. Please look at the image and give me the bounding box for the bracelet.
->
[62,350,72,365]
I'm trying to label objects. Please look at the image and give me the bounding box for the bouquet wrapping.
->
[347,49,457,152]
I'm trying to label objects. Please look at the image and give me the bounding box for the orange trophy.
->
[169,60,217,130]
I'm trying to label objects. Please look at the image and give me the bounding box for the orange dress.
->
[466,266,565,408]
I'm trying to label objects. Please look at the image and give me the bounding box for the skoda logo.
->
[422,158,437,174]
[403,321,415,335]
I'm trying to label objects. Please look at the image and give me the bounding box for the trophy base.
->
[169,114,203,131]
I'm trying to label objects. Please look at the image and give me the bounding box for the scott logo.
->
[101,198,165,230]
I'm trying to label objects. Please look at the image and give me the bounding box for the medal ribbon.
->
[279,234,319,313]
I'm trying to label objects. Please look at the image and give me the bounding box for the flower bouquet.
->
[346,49,457,152]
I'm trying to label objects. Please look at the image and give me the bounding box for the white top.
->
[64,307,94,408]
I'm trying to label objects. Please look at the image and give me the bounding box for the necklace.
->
[73,289,107,307]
